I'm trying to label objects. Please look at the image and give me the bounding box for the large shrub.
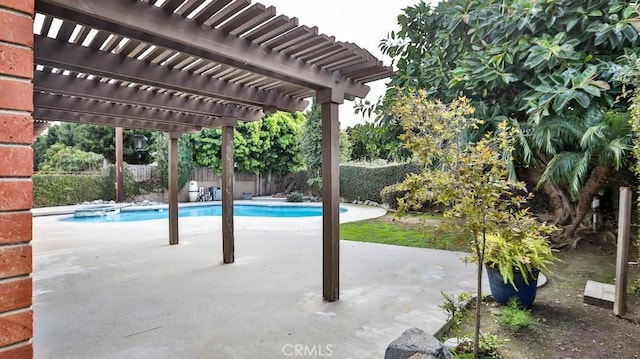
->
[38,143,104,172]
[33,173,105,207]
[33,166,155,207]
[340,162,421,202]
[99,165,148,202]
[154,132,193,190]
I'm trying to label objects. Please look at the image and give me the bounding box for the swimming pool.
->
[62,204,347,223]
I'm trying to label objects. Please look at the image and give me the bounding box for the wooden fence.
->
[126,164,157,182]
[122,165,284,197]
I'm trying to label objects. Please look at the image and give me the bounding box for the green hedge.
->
[33,166,159,208]
[340,162,422,202]
[33,173,106,208]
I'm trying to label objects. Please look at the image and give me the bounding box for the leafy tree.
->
[531,109,632,238]
[346,122,408,161]
[300,102,323,177]
[392,91,552,356]
[154,132,193,190]
[372,0,640,238]
[299,101,352,175]
[38,143,104,172]
[192,112,305,175]
[33,123,156,169]
[247,111,305,175]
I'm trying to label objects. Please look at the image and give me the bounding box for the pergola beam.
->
[36,0,372,99]
[34,71,265,121]
[33,108,200,133]
[34,36,308,113]
[34,92,216,127]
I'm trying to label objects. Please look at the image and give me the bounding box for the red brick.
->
[0,80,32,111]
[0,212,31,245]
[0,342,32,359]
[0,277,30,313]
[0,245,31,278]
[0,0,34,16]
[0,309,31,347]
[0,181,31,211]
[0,43,32,78]
[0,114,33,144]
[0,10,33,47]
[0,147,32,177]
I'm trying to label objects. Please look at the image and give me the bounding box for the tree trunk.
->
[564,166,613,238]
[517,167,574,224]
[473,230,486,357]
[551,184,576,225]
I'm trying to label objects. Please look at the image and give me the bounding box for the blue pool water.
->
[63,204,347,223]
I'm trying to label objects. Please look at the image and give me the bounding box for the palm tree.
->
[531,108,632,240]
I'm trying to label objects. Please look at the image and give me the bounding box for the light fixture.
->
[132,134,148,153]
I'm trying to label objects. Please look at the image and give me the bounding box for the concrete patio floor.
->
[33,203,479,358]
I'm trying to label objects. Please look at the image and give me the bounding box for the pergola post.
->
[115,127,124,203]
[318,89,344,302]
[221,117,237,263]
[168,131,180,245]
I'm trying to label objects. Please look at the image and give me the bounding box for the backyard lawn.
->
[340,213,470,251]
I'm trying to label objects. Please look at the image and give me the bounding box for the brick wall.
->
[0,1,34,358]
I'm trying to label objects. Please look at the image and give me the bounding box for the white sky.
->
[262,0,419,128]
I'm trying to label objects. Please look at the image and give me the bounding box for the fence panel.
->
[127,164,157,182]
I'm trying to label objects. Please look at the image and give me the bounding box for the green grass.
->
[497,298,537,331]
[339,214,471,251]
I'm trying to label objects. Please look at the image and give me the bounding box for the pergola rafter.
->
[34,71,265,120]
[34,36,307,113]
[36,0,388,99]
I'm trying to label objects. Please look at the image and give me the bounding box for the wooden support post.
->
[318,89,343,302]
[168,132,180,245]
[221,118,236,263]
[614,187,632,316]
[115,127,124,203]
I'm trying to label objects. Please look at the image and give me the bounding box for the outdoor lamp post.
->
[133,134,148,153]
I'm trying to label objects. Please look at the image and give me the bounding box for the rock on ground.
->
[385,328,453,359]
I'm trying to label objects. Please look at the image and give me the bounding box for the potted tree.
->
[484,211,556,307]
[390,91,557,356]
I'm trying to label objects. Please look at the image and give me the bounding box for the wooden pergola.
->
[33,0,393,302]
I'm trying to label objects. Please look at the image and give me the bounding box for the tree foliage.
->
[300,102,323,177]
[346,122,407,161]
[380,0,638,119]
[372,0,640,237]
[38,143,104,172]
[33,123,156,169]
[299,102,353,176]
[154,132,193,190]
[192,112,305,175]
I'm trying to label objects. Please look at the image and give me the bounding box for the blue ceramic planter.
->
[485,264,539,308]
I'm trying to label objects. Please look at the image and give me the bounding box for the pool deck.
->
[33,199,479,358]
